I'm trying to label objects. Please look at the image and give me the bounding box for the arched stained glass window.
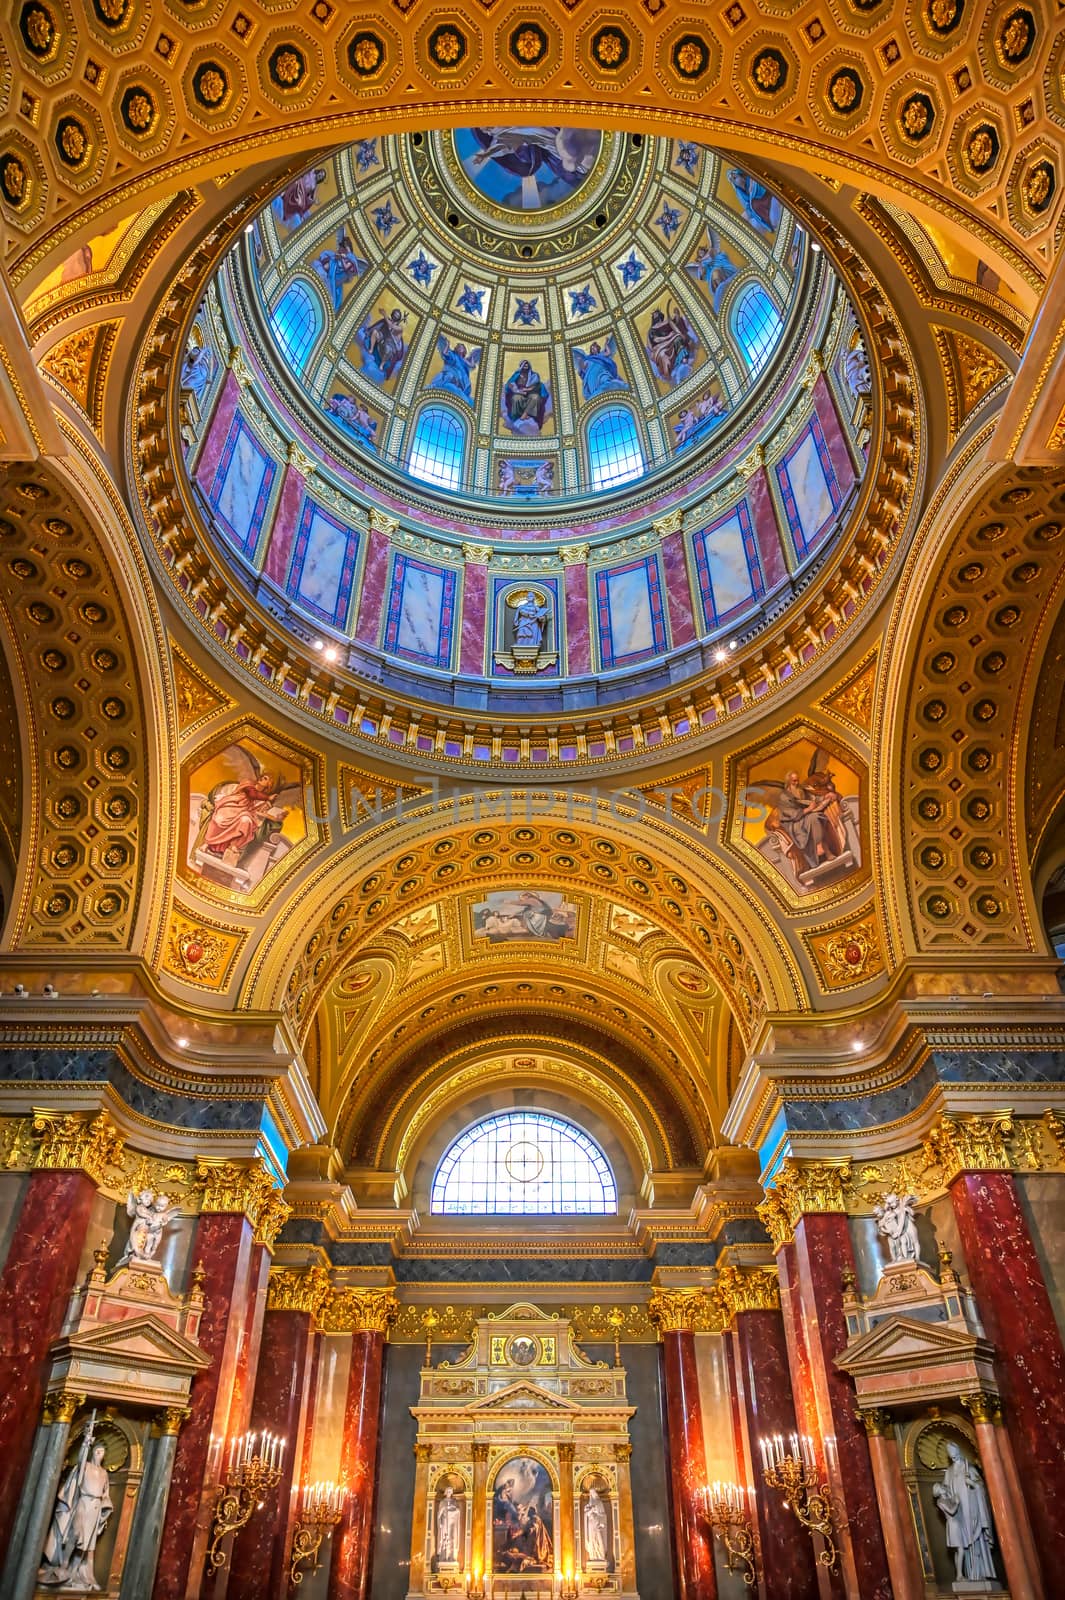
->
[732,283,783,375]
[407,405,466,491]
[431,1111,617,1215]
[268,280,323,376]
[587,407,643,491]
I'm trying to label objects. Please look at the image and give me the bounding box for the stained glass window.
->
[732,283,783,375]
[408,405,466,490]
[268,280,323,376]
[431,1111,617,1214]
[587,407,643,491]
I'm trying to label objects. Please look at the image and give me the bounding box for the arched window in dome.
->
[268,279,323,376]
[431,1111,618,1215]
[587,406,644,492]
[407,404,466,491]
[732,283,783,376]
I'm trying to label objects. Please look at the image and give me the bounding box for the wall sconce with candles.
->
[206,1431,286,1570]
[703,1481,757,1588]
[759,1433,843,1572]
[290,1481,347,1585]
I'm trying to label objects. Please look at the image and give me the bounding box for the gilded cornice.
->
[319,1287,398,1337]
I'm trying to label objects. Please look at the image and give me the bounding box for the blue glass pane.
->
[431,1111,617,1215]
[408,405,465,490]
[733,284,782,375]
[587,407,643,491]
[268,281,322,376]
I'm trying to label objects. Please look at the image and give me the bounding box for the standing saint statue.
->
[583,1488,608,1563]
[512,592,549,652]
[436,1485,462,1564]
[118,1189,179,1267]
[932,1441,996,1582]
[39,1421,113,1590]
[873,1192,922,1266]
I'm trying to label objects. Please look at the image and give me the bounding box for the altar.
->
[407,1304,639,1600]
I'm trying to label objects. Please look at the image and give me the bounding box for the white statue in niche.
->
[512,591,549,652]
[844,331,871,401]
[932,1441,996,1582]
[583,1489,608,1564]
[873,1192,922,1266]
[436,1485,462,1565]
[118,1189,179,1267]
[39,1421,113,1589]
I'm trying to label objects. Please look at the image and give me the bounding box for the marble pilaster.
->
[963,1401,1043,1600]
[859,1415,924,1600]
[1,1391,81,1600]
[326,1289,396,1600]
[657,1324,717,1600]
[118,1410,188,1600]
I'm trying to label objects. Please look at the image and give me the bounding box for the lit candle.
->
[789,1431,799,1461]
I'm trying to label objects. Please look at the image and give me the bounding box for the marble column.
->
[718,1266,819,1600]
[558,1440,576,1595]
[613,1442,637,1596]
[858,1412,924,1600]
[962,1394,1044,1600]
[648,1292,716,1600]
[470,1441,489,1598]
[0,1129,112,1563]
[1,1390,82,1600]
[762,1171,892,1600]
[407,1442,433,1596]
[118,1408,190,1600]
[326,1289,397,1600]
[944,1138,1065,1585]
[228,1266,329,1600]
[152,1163,288,1600]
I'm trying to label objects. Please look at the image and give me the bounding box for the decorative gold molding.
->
[153,1405,192,1437]
[757,1189,793,1252]
[714,1264,780,1323]
[921,1115,1014,1184]
[960,1392,1003,1427]
[318,1287,398,1337]
[858,1408,894,1437]
[195,1159,291,1246]
[32,1110,124,1185]
[647,1287,723,1335]
[43,1391,86,1426]
[773,1158,852,1224]
[267,1264,333,1318]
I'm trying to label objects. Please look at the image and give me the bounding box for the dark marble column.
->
[718,1267,819,1600]
[151,1165,288,1600]
[118,1408,190,1600]
[228,1267,330,1600]
[762,1172,892,1600]
[0,1114,118,1566]
[941,1122,1065,1587]
[327,1289,397,1600]
[2,1390,82,1600]
[648,1292,716,1600]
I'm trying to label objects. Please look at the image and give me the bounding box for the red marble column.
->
[0,1167,97,1567]
[152,1211,264,1600]
[949,1167,1065,1584]
[731,1308,820,1600]
[790,1213,892,1600]
[658,1327,717,1600]
[228,1304,316,1599]
[328,1327,387,1600]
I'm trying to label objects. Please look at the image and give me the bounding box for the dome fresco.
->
[183,127,869,713]
[241,131,812,508]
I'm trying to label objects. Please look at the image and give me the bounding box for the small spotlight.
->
[43,983,58,998]
[176,1036,189,1049]
[851,1039,863,1053]
[714,649,727,664]
[811,241,822,253]
[728,639,738,651]
[313,639,324,651]
[13,983,27,997]
[324,645,339,663]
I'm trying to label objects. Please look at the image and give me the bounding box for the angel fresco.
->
[430,335,481,403]
[743,746,860,895]
[686,229,739,313]
[358,306,408,384]
[325,392,378,450]
[645,303,699,387]
[313,230,368,312]
[674,388,727,449]
[461,127,600,210]
[727,168,781,236]
[272,167,328,230]
[186,741,306,896]
[572,337,629,402]
[501,360,551,434]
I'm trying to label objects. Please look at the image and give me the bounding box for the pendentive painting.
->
[472,891,577,943]
[493,1457,555,1574]
[739,736,862,899]
[182,731,312,903]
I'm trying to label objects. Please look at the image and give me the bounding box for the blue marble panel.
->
[691,501,762,629]
[596,555,667,669]
[384,553,457,669]
[0,1049,269,1131]
[775,412,841,557]
[207,413,277,560]
[287,499,359,627]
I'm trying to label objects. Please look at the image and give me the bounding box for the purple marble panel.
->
[353,529,391,645]
[660,529,696,646]
[264,464,305,588]
[747,467,789,590]
[811,375,858,493]
[565,563,591,675]
[193,371,241,490]
[461,559,488,675]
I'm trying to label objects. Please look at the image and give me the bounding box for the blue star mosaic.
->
[569,284,597,316]
[616,251,646,289]
[655,203,682,241]
[513,297,541,326]
[372,200,398,237]
[674,141,700,177]
[356,138,380,173]
[408,250,437,287]
[458,283,485,316]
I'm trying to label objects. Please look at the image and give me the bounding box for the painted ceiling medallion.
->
[508,23,547,68]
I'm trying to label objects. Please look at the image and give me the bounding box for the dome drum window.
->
[431,1111,618,1214]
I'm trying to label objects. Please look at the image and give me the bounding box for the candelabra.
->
[290,1481,346,1585]
[206,1431,286,1571]
[703,1482,757,1588]
[759,1434,842,1572]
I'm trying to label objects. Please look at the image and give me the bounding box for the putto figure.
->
[119,1188,180,1267]
[873,1192,922,1266]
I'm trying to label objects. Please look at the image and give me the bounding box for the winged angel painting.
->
[741,740,861,896]
[185,736,308,897]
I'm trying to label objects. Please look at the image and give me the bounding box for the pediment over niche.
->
[836,1314,993,1380]
[53,1313,211,1377]
[467,1381,583,1414]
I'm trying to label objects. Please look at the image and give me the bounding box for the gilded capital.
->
[559,543,589,566]
[196,1159,289,1246]
[370,509,400,538]
[462,542,493,565]
[153,1405,191,1437]
[757,1189,793,1252]
[319,1286,398,1336]
[32,1110,124,1185]
[43,1391,85,1426]
[651,510,683,539]
[414,1442,433,1463]
[647,1287,717,1335]
[858,1408,894,1437]
[773,1158,851,1224]
[714,1264,780,1324]
[923,1115,1013,1183]
[267,1263,332,1318]
[558,1441,575,1464]
[614,1442,632,1462]
[472,1442,490,1464]
[961,1391,1003,1427]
